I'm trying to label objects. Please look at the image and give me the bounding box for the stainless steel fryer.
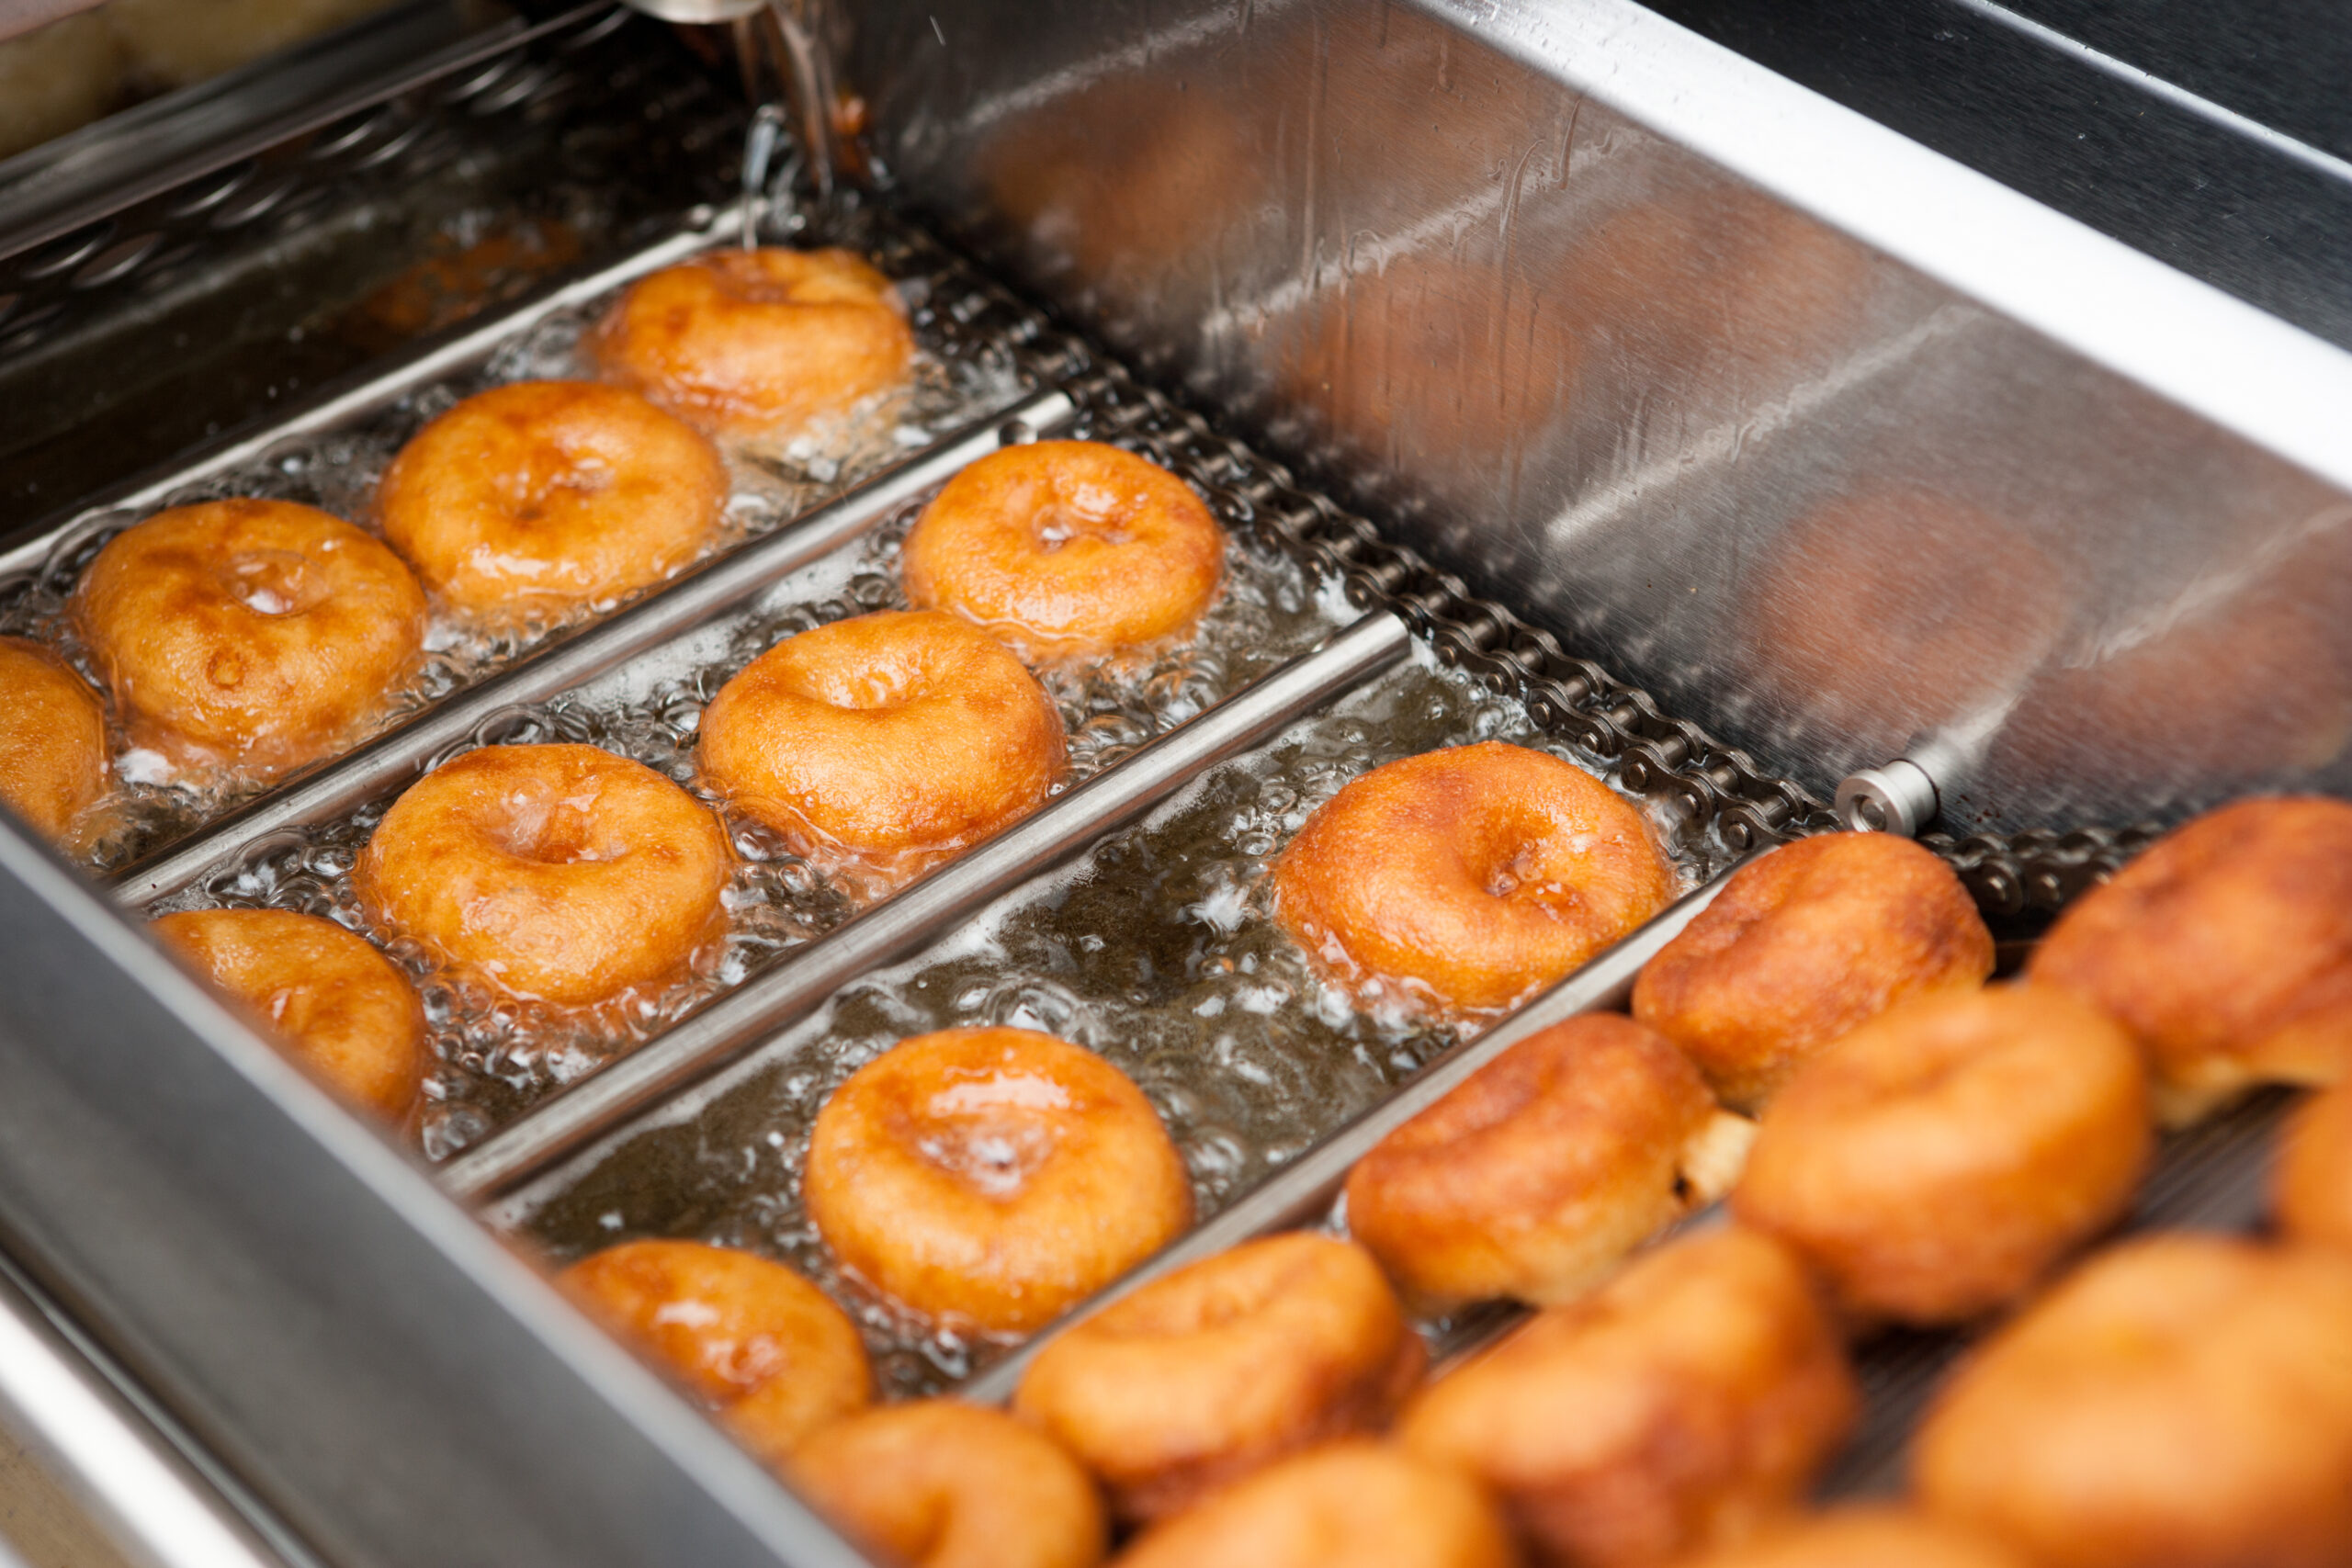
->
[2,2,2349,1564]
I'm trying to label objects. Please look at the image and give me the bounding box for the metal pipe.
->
[444,609,1418,1202]
[0,1255,297,1568]
[956,866,1744,1404]
[113,388,1078,908]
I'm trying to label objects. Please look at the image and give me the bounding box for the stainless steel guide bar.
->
[444,608,1419,1201]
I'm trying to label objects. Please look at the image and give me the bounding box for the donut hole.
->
[505,451,618,524]
[489,794,628,866]
[911,1115,1059,1200]
[1035,498,1134,552]
[220,549,329,618]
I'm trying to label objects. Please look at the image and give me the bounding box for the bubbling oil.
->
[147,489,1340,1161]
[0,230,1027,873]
[508,644,1735,1398]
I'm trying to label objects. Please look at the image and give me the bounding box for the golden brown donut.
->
[2273,1080,2352,1254]
[1670,1506,2031,1568]
[594,248,913,439]
[1397,1227,1858,1568]
[1345,1012,1749,1310]
[786,1400,1106,1568]
[697,609,1066,881]
[354,743,730,1008]
[152,908,427,1120]
[1112,1441,1520,1568]
[1732,985,2149,1325]
[804,1028,1191,1335]
[73,499,424,773]
[378,380,727,617]
[560,1238,870,1467]
[1913,1234,2352,1568]
[2029,795,2352,1122]
[0,637,107,845]
[901,441,1225,660]
[1273,742,1676,1014]
[1014,1233,1425,1523]
[1631,832,1996,1110]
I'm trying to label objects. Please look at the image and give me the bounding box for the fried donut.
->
[560,1238,870,1466]
[1732,986,2148,1325]
[2030,795,2352,1122]
[379,380,727,616]
[73,499,424,773]
[2271,1080,2352,1254]
[0,637,107,845]
[1398,1227,1858,1568]
[786,1400,1106,1568]
[1914,1234,2352,1568]
[804,1028,1191,1335]
[355,743,729,1008]
[1673,1506,2030,1568]
[1632,832,1995,1110]
[697,610,1066,879]
[152,908,426,1120]
[1273,742,1676,1013]
[1113,1441,1520,1568]
[901,441,1224,660]
[1345,1012,1750,1310]
[595,248,913,438]
[1015,1233,1425,1522]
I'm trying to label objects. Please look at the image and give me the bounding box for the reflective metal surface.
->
[855,0,2352,835]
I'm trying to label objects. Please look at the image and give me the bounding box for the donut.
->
[2273,1081,2352,1254]
[1345,1012,1748,1310]
[594,248,913,438]
[785,1400,1106,1568]
[697,610,1066,881]
[1671,1506,2030,1568]
[1112,1441,1519,1568]
[900,441,1225,660]
[354,743,729,1008]
[1913,1234,2352,1568]
[0,637,107,846]
[2028,796,2352,1122]
[1014,1233,1424,1523]
[152,908,427,1120]
[1272,742,1676,1013]
[803,1028,1191,1334]
[378,380,727,617]
[1731,986,2148,1325]
[1631,831,1995,1110]
[73,499,425,773]
[1397,1227,1858,1568]
[559,1238,870,1467]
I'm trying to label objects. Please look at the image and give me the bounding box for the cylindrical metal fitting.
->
[1836,758,1941,837]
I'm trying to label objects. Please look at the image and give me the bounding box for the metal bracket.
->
[1836,757,1941,837]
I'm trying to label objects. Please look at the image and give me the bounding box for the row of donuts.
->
[538,789,2352,1568]
[136,433,1229,1129]
[0,245,917,852]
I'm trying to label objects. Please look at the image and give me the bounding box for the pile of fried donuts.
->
[548,789,2352,1568]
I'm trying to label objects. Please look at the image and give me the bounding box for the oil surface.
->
[509,645,1733,1397]
[151,497,1340,1160]
[0,231,1027,872]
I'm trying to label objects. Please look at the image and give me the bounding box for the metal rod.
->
[444,610,1419,1203]
[113,388,1078,908]
[0,1252,298,1568]
[0,205,748,582]
[956,865,1745,1404]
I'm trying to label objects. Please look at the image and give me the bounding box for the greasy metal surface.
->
[854,0,2352,836]
[0,820,875,1568]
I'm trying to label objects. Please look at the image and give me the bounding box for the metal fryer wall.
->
[849,0,2352,839]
